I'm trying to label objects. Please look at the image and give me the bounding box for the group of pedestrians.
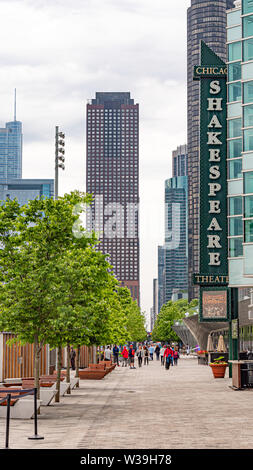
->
[101,342,180,370]
[159,344,180,369]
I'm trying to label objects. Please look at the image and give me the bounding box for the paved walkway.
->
[1,357,253,449]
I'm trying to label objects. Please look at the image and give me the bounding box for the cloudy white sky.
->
[0,0,190,327]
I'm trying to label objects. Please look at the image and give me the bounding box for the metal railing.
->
[0,387,44,448]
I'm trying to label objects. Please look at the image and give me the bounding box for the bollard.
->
[28,388,44,440]
[5,394,11,449]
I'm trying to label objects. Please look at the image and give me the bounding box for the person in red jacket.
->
[164,344,173,370]
[122,346,129,367]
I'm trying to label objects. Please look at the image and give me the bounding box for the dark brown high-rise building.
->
[187,0,235,301]
[86,92,140,304]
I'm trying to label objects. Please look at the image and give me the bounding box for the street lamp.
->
[55,126,65,199]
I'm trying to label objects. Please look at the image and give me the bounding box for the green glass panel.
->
[228,26,242,42]
[243,152,253,169]
[228,102,241,118]
[244,104,253,126]
[242,62,253,80]
[243,38,253,61]
[243,0,253,15]
[243,15,253,38]
[244,171,253,192]
[229,196,243,215]
[244,81,253,103]
[229,118,242,138]
[244,128,253,150]
[228,82,241,102]
[245,195,253,216]
[228,10,241,26]
[229,237,243,257]
[229,159,242,179]
[228,62,241,82]
[245,220,253,242]
[228,42,242,61]
[228,139,242,158]
[229,217,243,236]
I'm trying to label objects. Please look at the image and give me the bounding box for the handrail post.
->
[5,394,11,449]
[28,388,44,440]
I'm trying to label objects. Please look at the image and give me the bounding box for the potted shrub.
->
[209,356,228,378]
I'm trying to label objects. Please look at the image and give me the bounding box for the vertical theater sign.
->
[193,41,230,322]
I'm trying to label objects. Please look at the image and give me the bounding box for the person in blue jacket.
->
[113,344,120,366]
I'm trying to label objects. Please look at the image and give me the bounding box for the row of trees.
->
[152,299,198,344]
[0,191,147,399]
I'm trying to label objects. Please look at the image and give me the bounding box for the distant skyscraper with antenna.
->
[0,89,22,179]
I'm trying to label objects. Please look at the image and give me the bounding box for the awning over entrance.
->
[183,315,228,350]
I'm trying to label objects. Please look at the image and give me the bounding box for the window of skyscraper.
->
[243,0,253,15]
[228,62,241,82]
[243,15,253,37]
[228,41,242,61]
[243,37,253,61]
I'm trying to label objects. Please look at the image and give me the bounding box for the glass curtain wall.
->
[228,0,253,280]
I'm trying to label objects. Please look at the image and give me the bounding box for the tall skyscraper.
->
[0,121,22,179]
[187,0,235,301]
[86,92,140,304]
[157,146,188,311]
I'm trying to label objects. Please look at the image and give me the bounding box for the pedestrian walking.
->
[148,344,154,361]
[173,348,179,366]
[186,344,190,356]
[143,346,149,365]
[164,344,173,370]
[70,347,76,370]
[122,346,129,367]
[113,344,120,366]
[128,344,136,369]
[155,344,160,361]
[105,346,112,361]
[136,345,144,367]
[160,345,165,366]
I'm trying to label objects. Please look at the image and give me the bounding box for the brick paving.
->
[1,356,253,449]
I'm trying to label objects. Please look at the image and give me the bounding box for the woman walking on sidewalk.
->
[136,345,144,367]
[143,346,149,365]
[155,344,160,361]
[173,348,179,366]
[160,345,165,366]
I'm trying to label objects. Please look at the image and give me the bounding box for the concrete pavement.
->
[1,356,253,449]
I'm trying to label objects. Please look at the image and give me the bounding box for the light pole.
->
[55,126,65,200]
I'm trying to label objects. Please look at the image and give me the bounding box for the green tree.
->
[0,192,97,395]
[152,299,198,343]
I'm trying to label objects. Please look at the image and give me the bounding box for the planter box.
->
[79,369,107,380]
[210,363,228,379]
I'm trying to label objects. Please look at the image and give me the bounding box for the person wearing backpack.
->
[164,344,173,370]
[143,346,149,366]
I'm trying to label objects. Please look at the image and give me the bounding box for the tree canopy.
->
[152,299,198,343]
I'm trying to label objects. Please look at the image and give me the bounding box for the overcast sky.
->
[0,0,190,327]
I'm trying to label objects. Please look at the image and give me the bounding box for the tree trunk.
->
[66,344,71,394]
[75,345,80,388]
[55,346,62,403]
[34,334,41,400]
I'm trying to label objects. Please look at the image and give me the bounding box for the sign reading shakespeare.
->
[193,42,228,288]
